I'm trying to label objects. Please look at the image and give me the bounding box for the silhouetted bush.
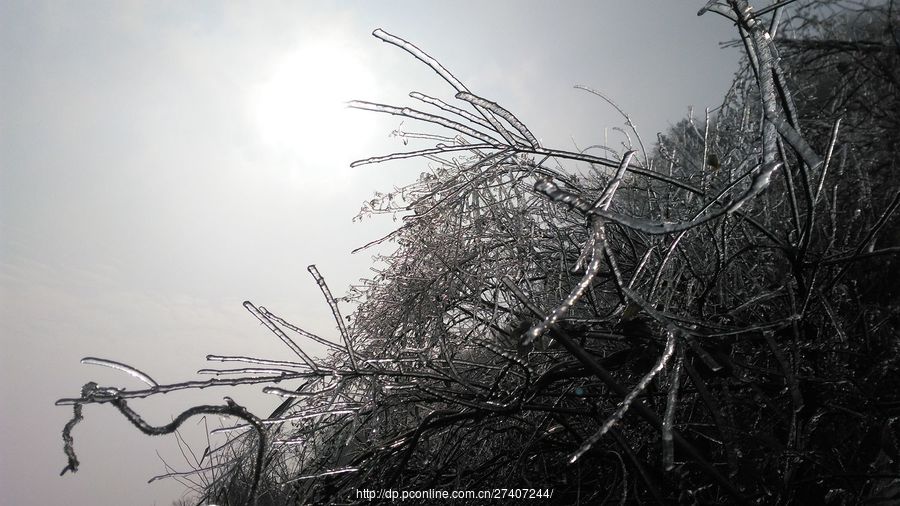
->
[59,2,899,505]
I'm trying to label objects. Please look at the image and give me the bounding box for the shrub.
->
[58,2,900,504]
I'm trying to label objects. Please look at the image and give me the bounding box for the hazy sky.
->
[1,2,741,504]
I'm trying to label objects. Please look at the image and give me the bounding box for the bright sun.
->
[253,40,378,165]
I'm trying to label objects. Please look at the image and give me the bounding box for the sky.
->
[0,2,742,504]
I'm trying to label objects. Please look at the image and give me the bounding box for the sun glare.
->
[253,41,378,166]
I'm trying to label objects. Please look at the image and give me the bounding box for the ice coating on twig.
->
[536,162,782,235]
[409,91,494,131]
[307,265,358,371]
[243,301,318,371]
[347,101,500,145]
[350,143,502,168]
[282,467,360,484]
[372,29,468,93]
[81,357,158,388]
[570,327,679,463]
[371,29,519,145]
[455,92,540,149]
[574,86,648,163]
[258,308,344,352]
[206,354,309,369]
[197,367,297,376]
[662,351,684,471]
[525,152,636,343]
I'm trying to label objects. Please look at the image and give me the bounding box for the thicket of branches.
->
[57,1,899,504]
